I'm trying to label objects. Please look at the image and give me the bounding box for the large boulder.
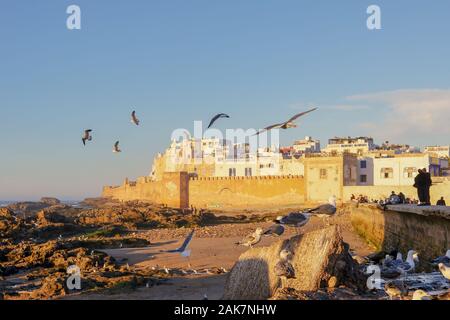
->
[40,197,61,206]
[0,208,18,237]
[223,226,365,300]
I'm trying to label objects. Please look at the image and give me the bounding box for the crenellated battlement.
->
[189,175,303,181]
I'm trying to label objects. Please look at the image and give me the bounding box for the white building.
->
[372,154,446,186]
[322,137,376,155]
[424,146,450,159]
[292,136,321,153]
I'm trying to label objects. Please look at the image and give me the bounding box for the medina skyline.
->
[1,0,450,200]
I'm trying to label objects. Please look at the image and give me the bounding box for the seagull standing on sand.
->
[235,228,264,247]
[263,219,285,237]
[438,263,450,280]
[113,141,122,153]
[254,107,317,136]
[432,250,450,266]
[207,113,230,129]
[131,110,140,126]
[82,129,93,146]
[274,249,296,289]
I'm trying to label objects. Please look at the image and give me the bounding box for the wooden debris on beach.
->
[222,226,365,300]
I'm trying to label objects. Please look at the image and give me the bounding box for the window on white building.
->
[360,175,367,183]
[228,168,236,177]
[403,167,417,178]
[380,167,394,179]
[245,168,252,177]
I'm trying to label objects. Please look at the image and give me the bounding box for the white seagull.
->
[235,228,264,247]
[131,110,140,126]
[396,250,419,277]
[254,107,317,136]
[82,129,92,146]
[113,141,122,153]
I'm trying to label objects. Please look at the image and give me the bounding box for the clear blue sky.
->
[1,0,449,200]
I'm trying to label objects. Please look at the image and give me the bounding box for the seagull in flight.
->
[113,141,122,153]
[254,107,317,136]
[82,129,92,146]
[207,113,230,129]
[131,110,140,126]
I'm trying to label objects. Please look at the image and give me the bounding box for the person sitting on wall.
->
[387,191,401,205]
[437,197,446,206]
[398,192,406,204]
[350,194,356,201]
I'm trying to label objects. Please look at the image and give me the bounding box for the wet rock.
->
[37,210,70,225]
[7,202,51,215]
[30,272,67,299]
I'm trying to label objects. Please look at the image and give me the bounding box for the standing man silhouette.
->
[422,168,432,206]
[414,169,425,205]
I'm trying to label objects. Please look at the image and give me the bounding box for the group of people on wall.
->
[350,168,447,207]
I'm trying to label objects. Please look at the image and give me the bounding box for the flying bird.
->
[165,230,195,253]
[254,107,317,136]
[235,228,264,247]
[82,129,92,146]
[113,141,122,153]
[131,110,140,126]
[207,113,230,129]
